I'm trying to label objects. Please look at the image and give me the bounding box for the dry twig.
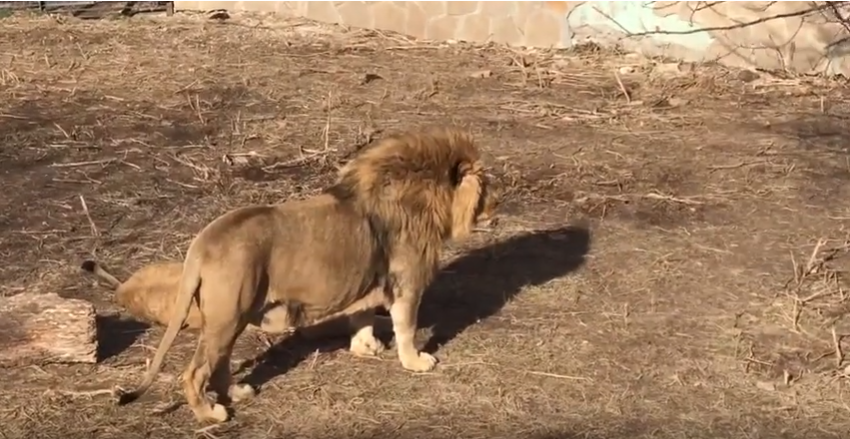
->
[613,70,630,103]
[78,195,99,238]
[47,388,115,398]
[784,239,850,334]
[829,325,845,368]
[50,159,116,168]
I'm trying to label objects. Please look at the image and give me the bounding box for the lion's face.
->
[450,168,501,239]
[473,174,500,229]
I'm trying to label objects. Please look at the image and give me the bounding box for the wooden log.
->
[0,292,98,365]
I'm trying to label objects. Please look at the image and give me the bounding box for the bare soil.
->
[1,10,850,439]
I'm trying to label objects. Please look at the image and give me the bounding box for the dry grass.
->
[1,9,850,439]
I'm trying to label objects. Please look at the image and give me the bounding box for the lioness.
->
[81,260,204,330]
[116,127,499,424]
[81,259,381,340]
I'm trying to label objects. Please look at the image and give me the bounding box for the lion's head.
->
[462,169,500,235]
[329,127,499,242]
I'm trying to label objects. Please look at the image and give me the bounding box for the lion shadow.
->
[238,223,591,391]
[418,223,591,353]
[96,313,151,362]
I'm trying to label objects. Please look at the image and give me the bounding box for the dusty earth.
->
[1,9,850,439]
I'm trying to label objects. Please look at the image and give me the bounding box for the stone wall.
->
[174,1,850,76]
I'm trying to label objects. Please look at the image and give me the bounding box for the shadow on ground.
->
[96,314,150,362]
[239,223,591,390]
[270,422,826,439]
[763,114,850,155]
[420,223,591,352]
[751,114,850,203]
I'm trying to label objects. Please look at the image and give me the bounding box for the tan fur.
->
[81,260,359,339]
[82,261,204,330]
[115,127,500,424]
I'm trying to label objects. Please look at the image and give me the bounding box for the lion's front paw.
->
[350,333,385,357]
[400,351,438,372]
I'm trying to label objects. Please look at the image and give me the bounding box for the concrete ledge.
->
[174,1,850,76]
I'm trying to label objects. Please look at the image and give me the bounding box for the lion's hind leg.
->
[182,339,229,424]
[185,272,257,423]
[205,319,255,406]
[203,275,257,411]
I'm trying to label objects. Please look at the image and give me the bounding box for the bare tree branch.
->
[601,1,847,38]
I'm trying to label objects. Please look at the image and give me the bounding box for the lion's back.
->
[190,204,281,262]
[266,198,386,310]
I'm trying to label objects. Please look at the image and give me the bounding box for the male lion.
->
[116,127,499,424]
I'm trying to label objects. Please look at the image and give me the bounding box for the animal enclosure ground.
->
[1,10,850,439]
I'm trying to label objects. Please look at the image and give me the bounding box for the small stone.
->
[737,70,760,82]
[755,381,776,392]
[678,62,696,73]
[361,73,383,85]
[667,97,689,108]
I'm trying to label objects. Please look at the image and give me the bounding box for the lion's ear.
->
[450,160,482,240]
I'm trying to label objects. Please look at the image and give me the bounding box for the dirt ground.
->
[1,9,850,439]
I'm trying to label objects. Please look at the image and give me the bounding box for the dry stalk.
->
[47,388,115,398]
[806,239,826,275]
[524,370,592,381]
[265,90,336,171]
[613,70,631,103]
[323,89,332,152]
[785,239,850,334]
[833,326,844,368]
[574,192,705,206]
[53,122,70,138]
[50,159,116,168]
[78,195,99,238]
[171,154,211,180]
[507,50,529,86]
[708,160,769,172]
[195,424,222,439]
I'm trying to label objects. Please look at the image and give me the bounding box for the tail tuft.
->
[80,260,97,273]
[115,389,141,406]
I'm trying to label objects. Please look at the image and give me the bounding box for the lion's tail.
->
[116,249,202,406]
[80,260,122,289]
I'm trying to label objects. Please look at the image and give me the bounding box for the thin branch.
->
[608,2,841,38]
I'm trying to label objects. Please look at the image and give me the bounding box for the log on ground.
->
[0,292,98,365]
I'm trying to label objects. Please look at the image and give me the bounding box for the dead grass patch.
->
[1,9,850,439]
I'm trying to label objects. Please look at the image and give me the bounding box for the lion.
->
[80,259,384,339]
[81,260,205,330]
[115,127,500,424]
